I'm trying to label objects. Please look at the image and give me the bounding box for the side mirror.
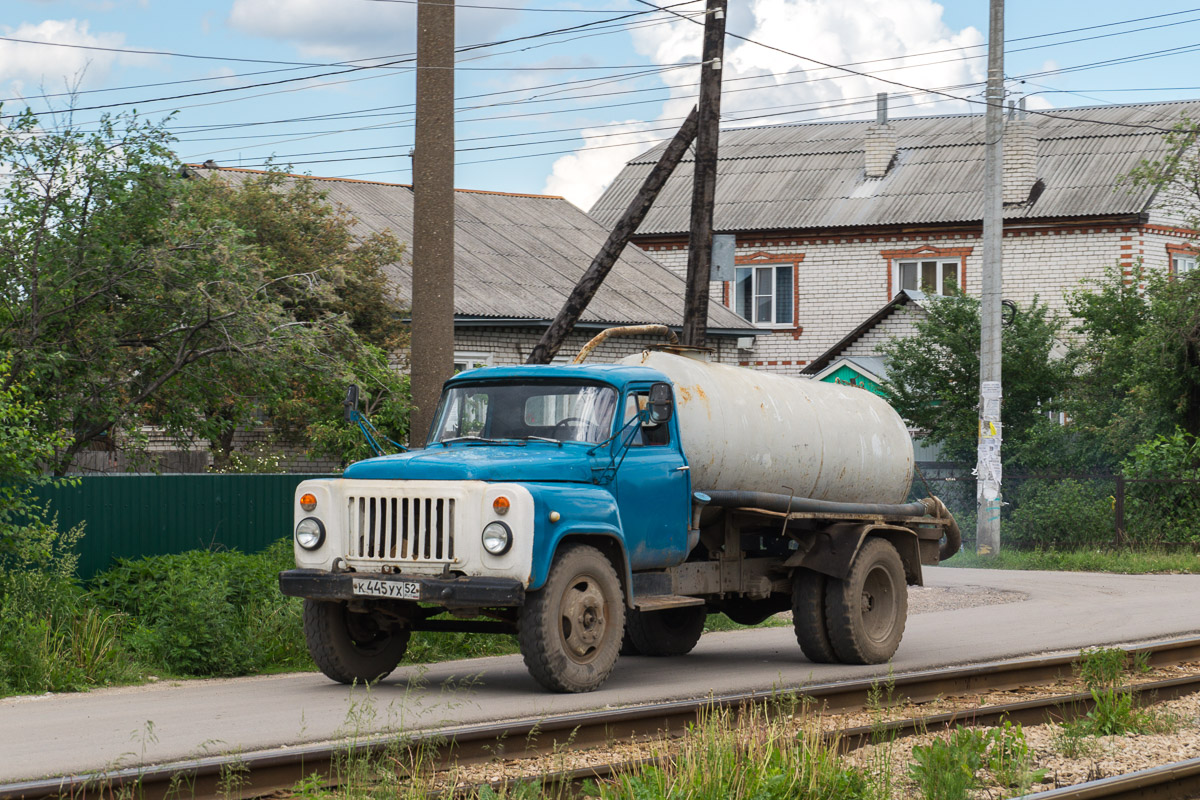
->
[343,384,360,423]
[646,382,673,425]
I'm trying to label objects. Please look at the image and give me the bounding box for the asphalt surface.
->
[4,566,1200,782]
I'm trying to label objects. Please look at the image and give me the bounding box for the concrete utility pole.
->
[527,107,700,365]
[410,0,455,447]
[977,0,1005,554]
[680,0,727,348]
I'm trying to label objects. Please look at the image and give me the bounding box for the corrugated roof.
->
[189,167,752,333]
[591,100,1200,235]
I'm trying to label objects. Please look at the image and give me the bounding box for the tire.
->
[303,599,411,684]
[625,605,706,657]
[792,567,838,664]
[620,627,641,656]
[824,538,908,665]
[518,544,625,693]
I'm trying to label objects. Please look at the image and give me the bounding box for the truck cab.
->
[281,364,693,692]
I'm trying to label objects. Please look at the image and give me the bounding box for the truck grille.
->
[347,494,456,563]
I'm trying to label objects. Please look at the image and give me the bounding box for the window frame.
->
[453,351,493,374]
[732,263,795,328]
[893,257,962,297]
[1172,253,1196,277]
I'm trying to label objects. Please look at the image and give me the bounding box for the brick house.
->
[193,167,756,370]
[590,98,1200,374]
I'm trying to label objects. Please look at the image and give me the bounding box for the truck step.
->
[633,594,706,612]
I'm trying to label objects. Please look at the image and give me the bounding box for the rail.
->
[5,635,1200,800]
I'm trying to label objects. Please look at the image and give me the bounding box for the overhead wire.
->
[168,5,1200,152]
[2,0,704,122]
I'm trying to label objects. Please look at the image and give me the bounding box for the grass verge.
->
[943,547,1200,574]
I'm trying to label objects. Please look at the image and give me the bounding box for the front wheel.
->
[625,605,706,657]
[303,599,411,684]
[824,538,907,665]
[518,544,625,692]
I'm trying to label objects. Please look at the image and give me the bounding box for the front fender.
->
[523,483,627,592]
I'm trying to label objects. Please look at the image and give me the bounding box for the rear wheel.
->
[791,568,837,664]
[625,605,706,657]
[303,599,411,684]
[518,544,625,692]
[824,538,907,665]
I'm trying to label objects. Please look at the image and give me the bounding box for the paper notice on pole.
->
[982,381,1002,400]
[978,437,1001,460]
[982,397,1001,421]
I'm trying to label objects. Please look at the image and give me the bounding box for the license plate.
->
[352,578,420,600]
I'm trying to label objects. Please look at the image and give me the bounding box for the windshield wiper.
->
[515,436,564,446]
[438,436,504,446]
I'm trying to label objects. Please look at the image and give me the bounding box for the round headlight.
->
[295,517,326,550]
[481,521,512,555]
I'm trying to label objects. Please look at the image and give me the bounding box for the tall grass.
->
[596,701,870,800]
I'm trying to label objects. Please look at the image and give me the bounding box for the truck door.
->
[615,387,690,569]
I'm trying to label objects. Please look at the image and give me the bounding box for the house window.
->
[896,259,960,296]
[1172,253,1196,277]
[733,265,793,326]
[453,351,493,374]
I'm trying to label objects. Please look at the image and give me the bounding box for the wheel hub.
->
[861,566,895,642]
[561,579,606,658]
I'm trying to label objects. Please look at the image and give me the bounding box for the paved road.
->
[4,566,1200,783]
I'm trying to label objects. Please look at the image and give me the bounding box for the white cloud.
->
[543,121,662,210]
[227,0,519,61]
[545,0,986,209]
[0,18,137,99]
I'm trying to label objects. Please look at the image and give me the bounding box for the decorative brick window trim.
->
[1166,241,1198,278]
[880,244,974,300]
[726,251,806,338]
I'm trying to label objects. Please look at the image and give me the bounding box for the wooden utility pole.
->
[410,0,455,447]
[680,0,727,348]
[527,107,700,365]
[977,0,1005,554]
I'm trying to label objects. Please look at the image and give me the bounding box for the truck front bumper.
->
[279,569,525,607]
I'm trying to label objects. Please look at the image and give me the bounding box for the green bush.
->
[91,540,308,677]
[1122,429,1200,545]
[1005,479,1114,550]
[0,516,139,695]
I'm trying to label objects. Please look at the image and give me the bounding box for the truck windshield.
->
[430,382,618,445]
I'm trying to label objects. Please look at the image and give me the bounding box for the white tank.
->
[620,350,914,505]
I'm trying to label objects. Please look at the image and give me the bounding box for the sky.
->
[5,0,1200,211]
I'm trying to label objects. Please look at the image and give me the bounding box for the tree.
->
[0,108,410,473]
[0,357,75,556]
[1066,265,1200,468]
[879,293,1075,468]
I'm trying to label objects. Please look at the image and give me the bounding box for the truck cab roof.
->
[448,362,669,389]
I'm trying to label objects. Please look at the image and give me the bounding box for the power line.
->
[361,0,656,9]
[639,0,1188,133]
[3,0,702,122]
[207,88,974,171]
[171,8,1200,141]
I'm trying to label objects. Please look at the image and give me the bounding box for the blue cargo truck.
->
[280,345,959,693]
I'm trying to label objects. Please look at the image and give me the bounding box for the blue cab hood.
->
[342,443,597,483]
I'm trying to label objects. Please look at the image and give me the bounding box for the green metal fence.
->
[36,474,338,579]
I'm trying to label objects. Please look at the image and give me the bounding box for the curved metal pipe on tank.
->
[619,351,914,505]
[704,490,929,518]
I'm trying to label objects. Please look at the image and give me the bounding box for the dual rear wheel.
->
[792,537,907,665]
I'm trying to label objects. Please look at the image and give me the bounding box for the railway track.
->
[5,635,1200,800]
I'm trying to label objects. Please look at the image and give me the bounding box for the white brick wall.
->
[640,221,1177,368]
[392,326,741,373]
